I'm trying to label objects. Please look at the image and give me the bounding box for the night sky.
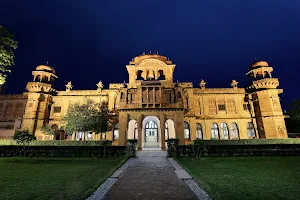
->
[1,0,300,109]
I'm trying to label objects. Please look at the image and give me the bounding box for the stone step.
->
[142,147,161,151]
[136,150,167,158]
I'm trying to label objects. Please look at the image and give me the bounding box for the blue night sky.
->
[1,0,300,108]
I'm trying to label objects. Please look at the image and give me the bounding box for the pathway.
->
[103,150,198,200]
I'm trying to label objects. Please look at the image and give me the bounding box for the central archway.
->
[142,116,161,148]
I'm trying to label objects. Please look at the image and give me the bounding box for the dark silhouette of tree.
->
[0,25,18,86]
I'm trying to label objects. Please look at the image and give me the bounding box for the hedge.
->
[0,140,112,146]
[193,138,300,145]
[0,145,126,157]
[175,144,300,157]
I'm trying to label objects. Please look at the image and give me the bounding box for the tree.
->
[63,99,113,140]
[13,130,36,157]
[40,125,55,140]
[288,99,300,121]
[286,99,300,133]
[0,25,18,85]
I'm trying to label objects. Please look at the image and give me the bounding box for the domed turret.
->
[249,61,269,70]
[246,60,279,91]
[36,65,56,74]
[32,64,58,84]
[246,60,273,78]
[26,64,58,93]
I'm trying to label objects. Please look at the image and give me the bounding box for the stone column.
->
[147,87,149,104]
[190,118,196,141]
[160,113,166,150]
[174,112,185,145]
[118,112,128,146]
[153,88,155,105]
[137,114,143,150]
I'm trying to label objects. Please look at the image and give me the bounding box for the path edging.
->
[167,158,211,200]
[87,158,136,200]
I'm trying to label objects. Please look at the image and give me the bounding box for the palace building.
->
[0,53,288,150]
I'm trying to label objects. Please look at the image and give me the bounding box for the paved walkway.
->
[103,151,197,200]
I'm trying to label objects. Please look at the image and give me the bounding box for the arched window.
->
[145,121,158,129]
[35,75,41,82]
[247,122,256,138]
[178,92,181,99]
[165,121,169,140]
[221,122,229,139]
[113,123,119,141]
[113,95,117,110]
[186,97,189,108]
[134,122,138,139]
[230,122,239,139]
[184,121,190,139]
[211,123,219,139]
[196,123,203,139]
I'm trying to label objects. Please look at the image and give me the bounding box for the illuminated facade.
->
[0,54,288,149]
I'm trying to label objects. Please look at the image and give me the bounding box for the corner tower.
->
[22,65,57,135]
[246,61,287,138]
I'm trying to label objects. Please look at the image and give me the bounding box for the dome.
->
[249,61,269,70]
[36,65,56,74]
[132,53,168,64]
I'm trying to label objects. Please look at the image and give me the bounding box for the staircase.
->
[136,150,167,158]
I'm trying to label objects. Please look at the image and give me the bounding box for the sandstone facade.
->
[0,54,288,149]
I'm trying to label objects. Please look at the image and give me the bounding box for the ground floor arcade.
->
[29,110,259,146]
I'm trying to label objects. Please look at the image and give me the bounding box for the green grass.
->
[177,156,300,200]
[0,157,126,200]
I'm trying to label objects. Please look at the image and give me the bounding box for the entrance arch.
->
[142,116,161,148]
[127,119,138,139]
[165,119,175,139]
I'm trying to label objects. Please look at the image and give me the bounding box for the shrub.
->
[13,130,36,145]
[126,139,138,157]
[167,139,179,157]
[193,138,300,145]
[176,144,300,157]
[100,140,112,146]
[127,139,138,147]
[0,140,113,146]
[0,145,127,157]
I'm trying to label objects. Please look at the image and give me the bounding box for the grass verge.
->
[0,156,127,200]
[177,156,300,200]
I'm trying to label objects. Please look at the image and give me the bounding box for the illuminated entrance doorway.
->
[142,116,161,148]
[145,121,159,147]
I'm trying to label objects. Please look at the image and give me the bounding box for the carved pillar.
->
[174,112,184,145]
[160,113,166,150]
[147,87,149,104]
[137,114,143,150]
[118,112,128,146]
[190,118,196,141]
[153,88,155,105]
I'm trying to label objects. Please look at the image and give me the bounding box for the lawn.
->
[177,156,300,200]
[0,157,126,200]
